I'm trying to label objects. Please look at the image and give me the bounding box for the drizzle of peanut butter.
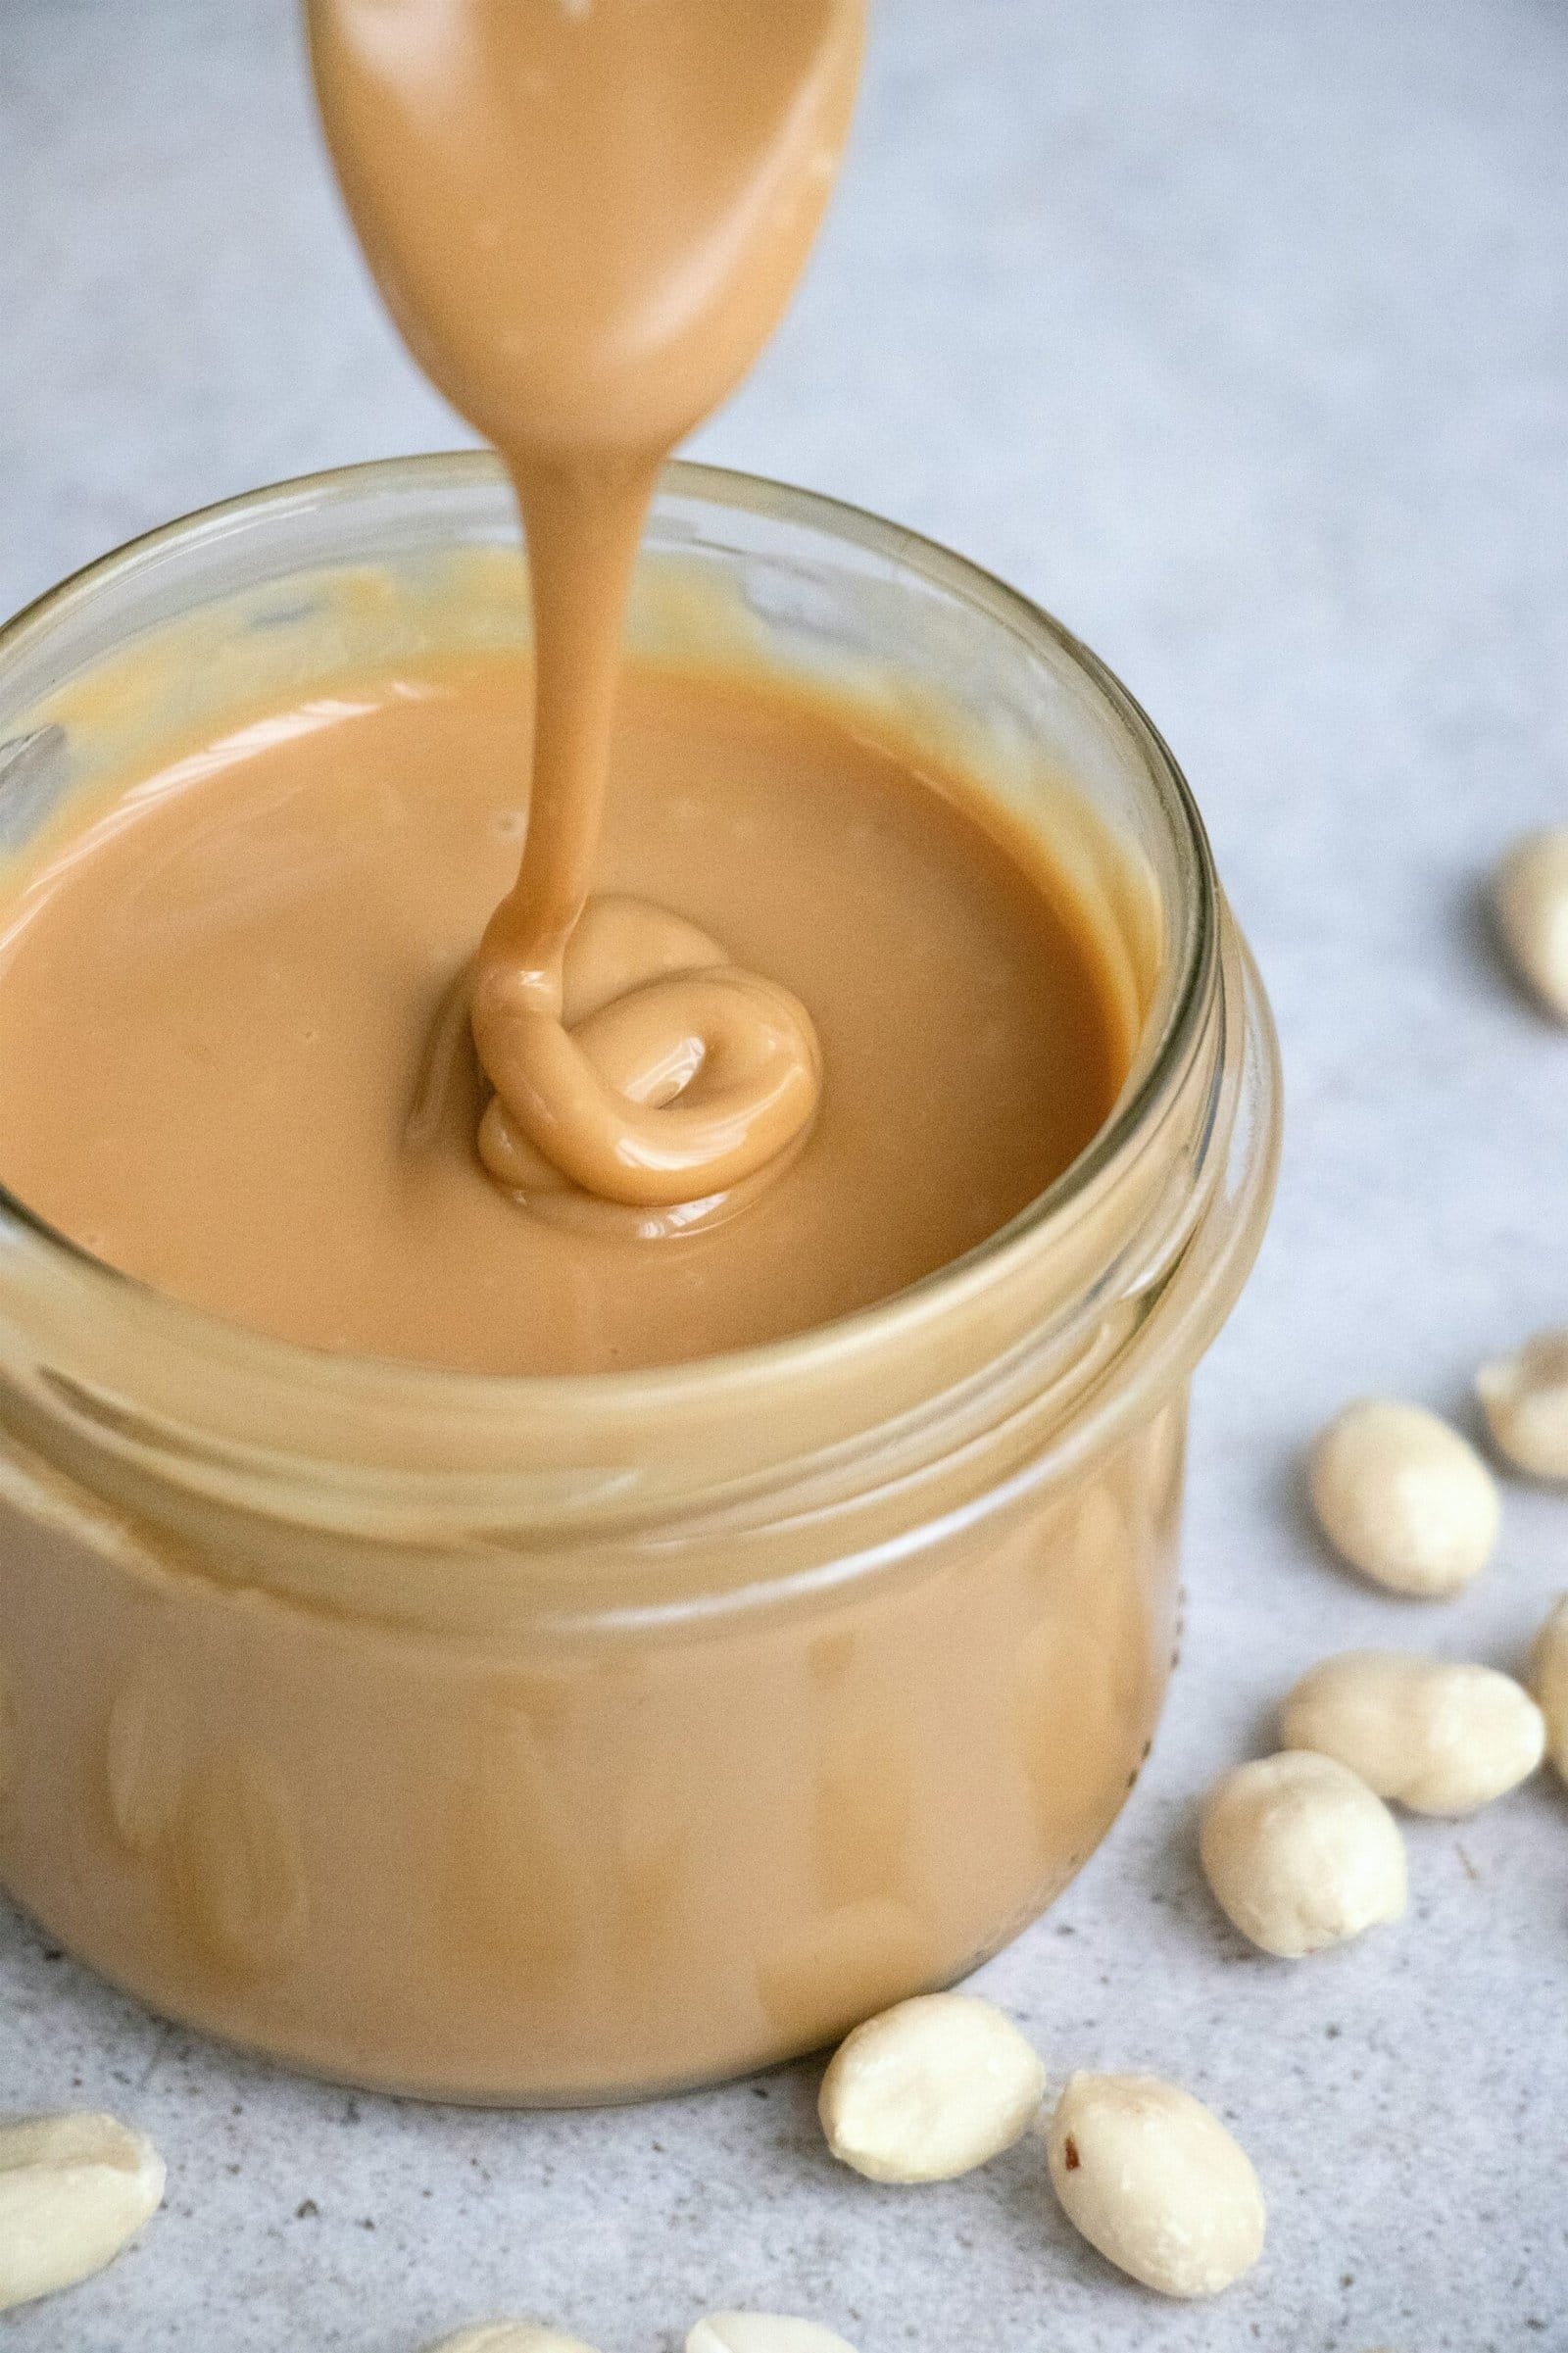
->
[308,0,864,1210]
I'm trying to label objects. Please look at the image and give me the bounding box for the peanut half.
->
[0,2112,166,2314]
[1281,1651,1544,1816]
[1493,828,1568,1022]
[1530,1594,1568,1783]
[1477,1330,1568,1479]
[1200,1750,1406,1956]
[1308,1398,1498,1596]
[1048,2073,1265,2299]
[818,1991,1046,2183]
[687,2316,858,2353]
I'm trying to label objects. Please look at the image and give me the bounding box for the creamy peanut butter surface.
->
[0,653,1124,1373]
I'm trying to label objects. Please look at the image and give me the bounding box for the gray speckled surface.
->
[3,0,1568,2345]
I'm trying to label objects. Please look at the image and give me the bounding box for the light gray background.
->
[3,0,1567,2346]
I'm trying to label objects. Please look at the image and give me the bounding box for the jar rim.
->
[0,452,1219,1471]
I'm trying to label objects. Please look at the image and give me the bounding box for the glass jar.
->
[0,456,1279,2103]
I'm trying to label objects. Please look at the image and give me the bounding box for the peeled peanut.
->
[1477,1331,1568,1479]
[1047,2073,1265,2299]
[425,2330,604,2353]
[0,2113,166,2314]
[1200,1750,1406,1956]
[687,2317,858,2353]
[1309,1399,1498,1596]
[1493,828,1568,1021]
[1529,1595,1568,1782]
[1281,1650,1544,1815]
[818,1991,1046,2183]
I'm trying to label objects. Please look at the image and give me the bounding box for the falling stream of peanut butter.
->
[308,0,866,1209]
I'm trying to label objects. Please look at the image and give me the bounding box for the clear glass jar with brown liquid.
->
[0,456,1279,2102]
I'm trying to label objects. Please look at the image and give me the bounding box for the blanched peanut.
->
[1309,1399,1498,1596]
[818,1991,1046,2183]
[1529,1595,1568,1782]
[1493,828,1568,1022]
[687,2316,858,2353]
[0,2113,166,2314]
[1047,2073,1265,2299]
[425,2332,604,2353]
[1281,1650,1544,1816]
[1477,1331,1568,1479]
[1200,1750,1406,1956]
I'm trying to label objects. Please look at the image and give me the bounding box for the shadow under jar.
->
[0,456,1279,2103]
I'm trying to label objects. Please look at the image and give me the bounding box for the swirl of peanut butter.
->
[308,0,864,1210]
[472,896,822,1207]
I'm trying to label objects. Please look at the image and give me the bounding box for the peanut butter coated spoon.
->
[308,0,865,1210]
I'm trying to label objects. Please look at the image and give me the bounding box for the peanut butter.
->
[0,652,1125,1374]
[0,0,1282,2109]
[309,0,864,1215]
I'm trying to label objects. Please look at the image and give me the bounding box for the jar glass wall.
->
[0,458,1280,2101]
